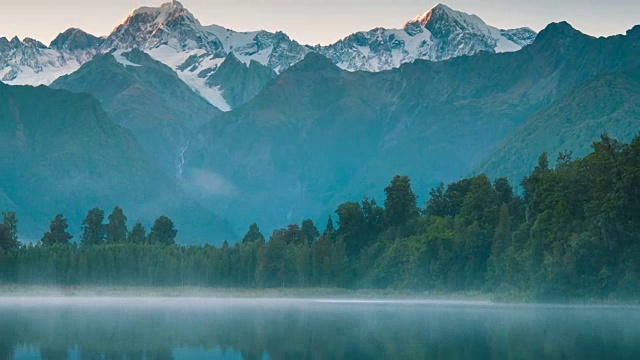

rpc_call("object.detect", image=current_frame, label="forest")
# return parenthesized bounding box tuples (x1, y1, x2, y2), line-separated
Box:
(0, 135, 638, 300)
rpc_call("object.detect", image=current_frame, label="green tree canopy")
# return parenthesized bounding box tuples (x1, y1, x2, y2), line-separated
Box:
(42, 214, 72, 246)
(0, 212, 19, 251)
(336, 202, 366, 258)
(322, 216, 335, 241)
(148, 216, 177, 245)
(80, 208, 105, 246)
(301, 219, 319, 245)
(242, 223, 265, 244)
(283, 224, 305, 245)
(384, 175, 419, 227)
(106, 206, 128, 244)
(128, 222, 147, 244)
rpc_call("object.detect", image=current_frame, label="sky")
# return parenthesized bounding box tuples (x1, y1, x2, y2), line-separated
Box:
(0, 0, 638, 46)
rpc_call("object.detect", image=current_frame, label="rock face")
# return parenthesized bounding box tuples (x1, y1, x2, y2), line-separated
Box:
(0, 2, 535, 110)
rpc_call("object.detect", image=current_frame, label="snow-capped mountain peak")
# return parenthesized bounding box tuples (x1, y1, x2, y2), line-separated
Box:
(409, 3, 460, 27)
(317, 4, 537, 72)
(103, 0, 213, 53)
(127, 0, 191, 26)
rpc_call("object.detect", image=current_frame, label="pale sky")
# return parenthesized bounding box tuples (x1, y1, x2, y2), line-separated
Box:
(0, 0, 638, 46)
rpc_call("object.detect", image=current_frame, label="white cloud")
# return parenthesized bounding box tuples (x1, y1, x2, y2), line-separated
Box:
(182, 168, 238, 198)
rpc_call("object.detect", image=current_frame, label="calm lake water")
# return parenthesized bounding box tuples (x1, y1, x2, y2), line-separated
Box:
(0, 297, 638, 359)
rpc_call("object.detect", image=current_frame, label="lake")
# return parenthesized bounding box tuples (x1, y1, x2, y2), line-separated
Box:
(0, 297, 638, 359)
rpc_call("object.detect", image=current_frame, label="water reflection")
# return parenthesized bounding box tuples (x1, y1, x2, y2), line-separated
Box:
(0, 298, 638, 359)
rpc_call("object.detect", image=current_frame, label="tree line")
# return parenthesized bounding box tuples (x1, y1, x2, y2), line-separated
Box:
(1, 135, 638, 300)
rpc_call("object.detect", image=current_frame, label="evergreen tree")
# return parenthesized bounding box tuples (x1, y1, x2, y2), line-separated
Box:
(283, 224, 305, 245)
(128, 222, 147, 244)
(301, 219, 319, 245)
(148, 216, 177, 245)
(322, 216, 335, 241)
(80, 208, 105, 246)
(362, 197, 384, 237)
(106, 206, 128, 244)
(335, 202, 367, 258)
(493, 178, 514, 205)
(425, 183, 448, 217)
(384, 175, 419, 226)
(487, 203, 512, 286)
(0, 212, 19, 251)
(242, 223, 265, 244)
(2, 212, 18, 245)
(42, 214, 72, 246)
(0, 224, 14, 252)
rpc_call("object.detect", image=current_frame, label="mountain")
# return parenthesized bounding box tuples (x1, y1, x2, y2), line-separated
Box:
(0, 34, 95, 85)
(204, 53, 277, 108)
(474, 65, 640, 184)
(0, 82, 235, 243)
(316, 4, 536, 72)
(51, 48, 221, 176)
(184, 23, 640, 232)
(0, 1, 307, 111)
(49, 28, 103, 52)
(0, 2, 534, 110)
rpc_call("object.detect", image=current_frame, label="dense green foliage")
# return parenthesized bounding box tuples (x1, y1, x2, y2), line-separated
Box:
(1, 136, 638, 300)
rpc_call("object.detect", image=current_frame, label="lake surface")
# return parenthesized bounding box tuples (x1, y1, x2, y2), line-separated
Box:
(0, 297, 638, 359)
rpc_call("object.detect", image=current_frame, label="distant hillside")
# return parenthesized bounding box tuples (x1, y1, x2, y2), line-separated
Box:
(0, 82, 235, 243)
(475, 68, 640, 184)
(51, 49, 221, 177)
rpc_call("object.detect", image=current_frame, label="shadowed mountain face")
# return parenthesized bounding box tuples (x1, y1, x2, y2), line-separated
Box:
(184, 23, 640, 231)
(205, 53, 277, 109)
(51, 49, 221, 177)
(0, 82, 235, 243)
(475, 66, 640, 183)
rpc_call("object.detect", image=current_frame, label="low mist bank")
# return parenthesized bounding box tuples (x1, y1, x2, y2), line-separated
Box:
(0, 285, 493, 302)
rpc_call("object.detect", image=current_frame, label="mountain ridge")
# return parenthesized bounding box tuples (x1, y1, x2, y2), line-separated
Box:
(1, 1, 537, 110)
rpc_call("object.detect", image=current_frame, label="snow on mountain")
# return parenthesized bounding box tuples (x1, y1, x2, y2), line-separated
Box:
(100, 0, 306, 110)
(0, 1, 537, 109)
(316, 4, 537, 72)
(0, 35, 95, 85)
(112, 49, 142, 68)
(146, 45, 230, 111)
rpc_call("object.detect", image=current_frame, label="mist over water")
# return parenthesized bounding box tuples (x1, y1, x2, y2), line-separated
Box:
(0, 298, 638, 360)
